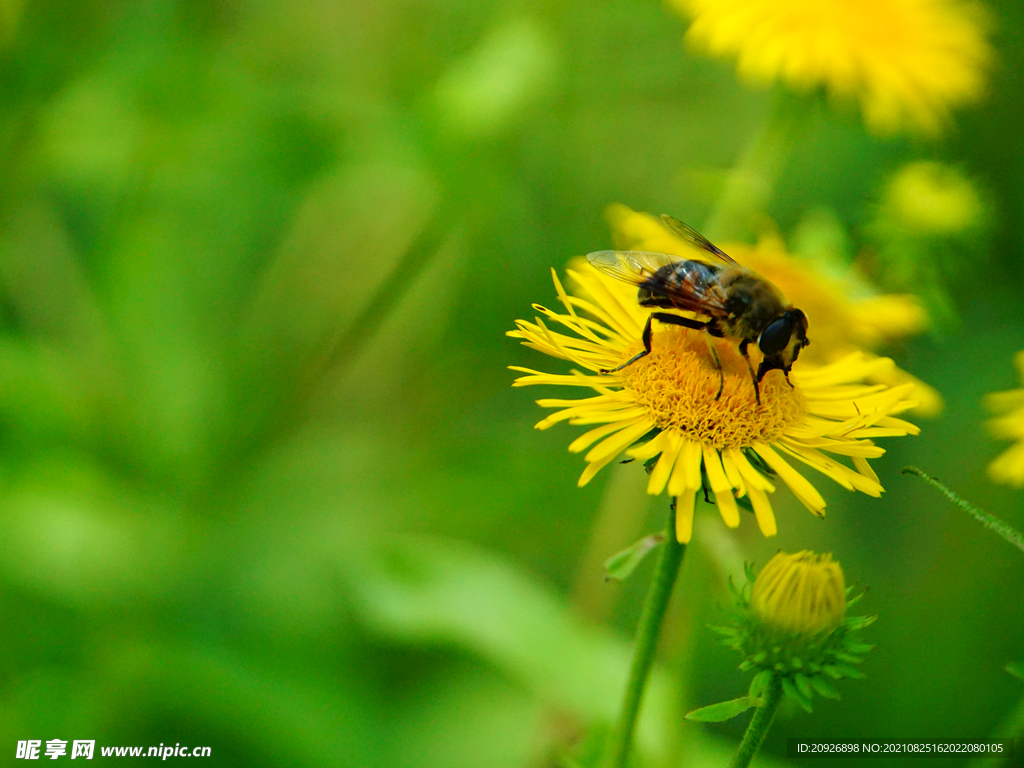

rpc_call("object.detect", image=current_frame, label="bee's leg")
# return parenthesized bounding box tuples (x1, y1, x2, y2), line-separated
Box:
(601, 314, 655, 373)
(653, 313, 724, 398)
(702, 334, 724, 400)
(739, 340, 761, 405)
(603, 313, 708, 374)
(756, 358, 791, 390)
(650, 313, 709, 331)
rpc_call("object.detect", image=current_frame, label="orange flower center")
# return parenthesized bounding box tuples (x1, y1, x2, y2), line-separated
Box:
(620, 326, 806, 449)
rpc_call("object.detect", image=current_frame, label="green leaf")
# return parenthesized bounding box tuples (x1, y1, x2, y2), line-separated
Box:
(844, 615, 877, 631)
(809, 676, 841, 700)
(832, 663, 865, 679)
(834, 652, 867, 664)
(793, 672, 814, 699)
(748, 669, 773, 702)
(337, 534, 678, 756)
(603, 533, 666, 582)
(686, 697, 754, 722)
(781, 676, 813, 712)
(1006, 662, 1024, 682)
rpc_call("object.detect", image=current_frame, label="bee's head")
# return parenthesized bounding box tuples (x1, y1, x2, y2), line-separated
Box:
(756, 309, 809, 381)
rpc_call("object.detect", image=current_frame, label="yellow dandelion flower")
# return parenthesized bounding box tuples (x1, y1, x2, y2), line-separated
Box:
(675, 0, 993, 136)
(508, 257, 920, 543)
(750, 550, 846, 635)
(985, 351, 1024, 488)
(607, 204, 943, 415)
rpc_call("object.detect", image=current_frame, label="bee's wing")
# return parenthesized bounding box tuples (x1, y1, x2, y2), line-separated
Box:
(660, 215, 738, 266)
(586, 249, 728, 315)
(585, 250, 683, 286)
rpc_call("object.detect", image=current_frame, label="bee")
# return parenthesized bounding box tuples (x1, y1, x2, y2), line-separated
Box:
(586, 215, 809, 405)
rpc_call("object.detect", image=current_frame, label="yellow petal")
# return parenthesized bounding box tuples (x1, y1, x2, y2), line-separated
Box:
(746, 483, 777, 538)
(675, 488, 697, 543)
(752, 443, 826, 517)
(668, 440, 703, 497)
(642, 432, 682, 495)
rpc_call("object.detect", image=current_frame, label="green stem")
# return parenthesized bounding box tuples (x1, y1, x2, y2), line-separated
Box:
(604, 500, 687, 768)
(730, 673, 784, 768)
(703, 89, 811, 242)
(902, 466, 1024, 555)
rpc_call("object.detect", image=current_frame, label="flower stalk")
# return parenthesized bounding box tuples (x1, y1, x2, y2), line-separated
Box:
(703, 89, 809, 241)
(902, 466, 1024, 554)
(604, 500, 687, 768)
(730, 673, 783, 768)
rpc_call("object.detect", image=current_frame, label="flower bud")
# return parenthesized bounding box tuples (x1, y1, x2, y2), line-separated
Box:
(750, 550, 846, 636)
(716, 550, 874, 712)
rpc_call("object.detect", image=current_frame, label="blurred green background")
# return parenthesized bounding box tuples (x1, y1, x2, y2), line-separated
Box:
(1, 0, 1023, 765)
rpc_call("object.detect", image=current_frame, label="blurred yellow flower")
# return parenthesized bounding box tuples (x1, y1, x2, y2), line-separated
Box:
(606, 204, 943, 415)
(865, 161, 990, 328)
(882, 161, 985, 236)
(985, 351, 1024, 488)
(676, 0, 993, 136)
(509, 260, 919, 543)
(750, 551, 846, 636)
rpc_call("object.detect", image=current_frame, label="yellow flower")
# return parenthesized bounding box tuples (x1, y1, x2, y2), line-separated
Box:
(509, 257, 920, 543)
(882, 161, 985, 236)
(606, 204, 943, 416)
(675, 0, 993, 136)
(985, 351, 1024, 488)
(750, 551, 846, 635)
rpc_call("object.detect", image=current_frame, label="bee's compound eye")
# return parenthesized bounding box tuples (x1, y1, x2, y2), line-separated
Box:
(758, 316, 793, 356)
